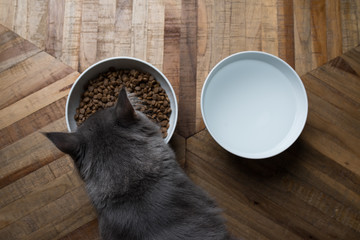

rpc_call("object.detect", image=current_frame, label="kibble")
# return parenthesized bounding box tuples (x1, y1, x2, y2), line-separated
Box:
(74, 68, 172, 138)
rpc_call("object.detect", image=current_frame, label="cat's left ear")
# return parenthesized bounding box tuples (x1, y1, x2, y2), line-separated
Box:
(44, 132, 82, 159)
(114, 88, 136, 123)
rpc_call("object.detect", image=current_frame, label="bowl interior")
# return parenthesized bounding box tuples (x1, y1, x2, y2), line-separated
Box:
(66, 57, 178, 143)
(201, 51, 308, 159)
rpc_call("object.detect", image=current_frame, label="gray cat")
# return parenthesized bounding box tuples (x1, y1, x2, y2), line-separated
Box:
(45, 88, 235, 240)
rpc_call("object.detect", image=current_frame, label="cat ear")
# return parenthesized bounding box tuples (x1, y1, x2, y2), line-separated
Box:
(114, 88, 136, 123)
(44, 132, 82, 158)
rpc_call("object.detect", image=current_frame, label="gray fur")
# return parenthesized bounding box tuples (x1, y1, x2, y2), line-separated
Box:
(45, 89, 235, 240)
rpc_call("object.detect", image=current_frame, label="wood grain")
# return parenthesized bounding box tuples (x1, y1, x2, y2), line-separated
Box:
(0, 51, 75, 109)
(59, 220, 100, 240)
(45, 0, 66, 59)
(0, 22, 98, 239)
(163, 0, 181, 101)
(1, 1, 359, 136)
(185, 46, 360, 240)
(340, 0, 360, 53)
(177, 0, 198, 137)
(0, 1, 360, 239)
(0, 25, 40, 72)
(326, 0, 342, 60)
(0, 71, 77, 129)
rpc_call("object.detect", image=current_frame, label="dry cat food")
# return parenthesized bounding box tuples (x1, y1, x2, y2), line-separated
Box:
(74, 68, 172, 138)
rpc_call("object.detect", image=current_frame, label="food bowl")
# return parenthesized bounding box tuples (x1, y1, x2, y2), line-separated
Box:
(201, 51, 308, 159)
(66, 57, 178, 143)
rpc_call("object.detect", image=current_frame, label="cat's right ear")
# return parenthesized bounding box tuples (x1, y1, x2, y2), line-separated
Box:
(114, 88, 136, 124)
(44, 132, 82, 158)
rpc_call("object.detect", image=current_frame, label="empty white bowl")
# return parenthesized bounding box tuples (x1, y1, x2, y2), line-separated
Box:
(66, 57, 178, 143)
(201, 51, 308, 159)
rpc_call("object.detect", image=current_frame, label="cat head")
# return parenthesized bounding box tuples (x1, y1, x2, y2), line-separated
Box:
(45, 88, 165, 180)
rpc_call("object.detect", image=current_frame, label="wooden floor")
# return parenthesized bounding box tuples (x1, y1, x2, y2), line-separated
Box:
(0, 1, 360, 239)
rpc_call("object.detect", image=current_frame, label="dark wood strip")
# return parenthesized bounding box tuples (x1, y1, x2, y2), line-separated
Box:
(169, 132, 186, 168)
(310, 0, 328, 67)
(163, 0, 181, 101)
(325, 0, 342, 60)
(177, 0, 198, 138)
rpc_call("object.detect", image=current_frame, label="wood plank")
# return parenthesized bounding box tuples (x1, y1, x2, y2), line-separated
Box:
(0, 147, 95, 240)
(0, 164, 55, 209)
(228, 0, 246, 54)
(187, 130, 360, 239)
(282, 145, 360, 211)
(45, 0, 65, 59)
(177, 0, 198, 137)
(146, 0, 165, 71)
(0, 173, 77, 229)
(22, 203, 95, 240)
(326, 0, 342, 60)
(113, 0, 133, 61)
(0, 185, 95, 240)
(163, 0, 181, 101)
(169, 132, 186, 168)
(0, 1, 16, 29)
(0, 97, 67, 149)
(0, 51, 74, 109)
(51, 201, 96, 240)
(96, 0, 116, 62)
(341, 44, 360, 76)
(59, 219, 100, 240)
(186, 151, 306, 240)
(300, 48, 360, 175)
(11, 0, 48, 50)
(293, 0, 314, 76)
(277, 0, 295, 68)
(0, 25, 41, 73)
(301, 106, 360, 175)
(245, 0, 262, 50)
(60, 0, 82, 70)
(195, 0, 211, 134)
(310, 0, 327, 67)
(0, 71, 78, 129)
(131, 0, 148, 60)
(0, 118, 67, 188)
(78, 0, 99, 72)
(340, 0, 360, 53)
(261, 0, 278, 56)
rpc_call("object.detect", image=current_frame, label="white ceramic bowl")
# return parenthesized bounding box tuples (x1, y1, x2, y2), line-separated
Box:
(201, 51, 308, 159)
(66, 57, 178, 143)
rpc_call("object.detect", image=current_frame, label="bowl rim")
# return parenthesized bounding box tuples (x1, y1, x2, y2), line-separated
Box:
(65, 56, 178, 143)
(200, 51, 308, 159)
